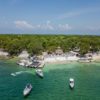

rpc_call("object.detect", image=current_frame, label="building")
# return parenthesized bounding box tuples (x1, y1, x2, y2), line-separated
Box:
(55, 47, 63, 55)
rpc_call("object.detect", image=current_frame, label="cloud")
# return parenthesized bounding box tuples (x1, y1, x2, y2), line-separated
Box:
(38, 21, 54, 30)
(14, 20, 34, 29)
(14, 20, 72, 31)
(37, 21, 72, 31)
(58, 24, 72, 31)
(58, 7, 100, 19)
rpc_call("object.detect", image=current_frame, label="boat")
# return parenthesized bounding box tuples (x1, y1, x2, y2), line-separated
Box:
(69, 78, 74, 89)
(23, 84, 32, 96)
(36, 69, 44, 78)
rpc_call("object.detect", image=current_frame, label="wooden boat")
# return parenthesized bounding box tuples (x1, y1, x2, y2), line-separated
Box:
(69, 78, 74, 89)
(23, 84, 32, 96)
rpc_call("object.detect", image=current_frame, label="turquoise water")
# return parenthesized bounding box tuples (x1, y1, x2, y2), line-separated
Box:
(0, 61, 100, 100)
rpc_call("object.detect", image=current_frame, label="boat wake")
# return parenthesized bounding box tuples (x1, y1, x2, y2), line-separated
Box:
(10, 71, 28, 77)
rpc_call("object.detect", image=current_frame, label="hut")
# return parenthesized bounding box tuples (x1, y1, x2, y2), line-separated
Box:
(55, 47, 63, 55)
(69, 51, 79, 56)
(85, 52, 93, 60)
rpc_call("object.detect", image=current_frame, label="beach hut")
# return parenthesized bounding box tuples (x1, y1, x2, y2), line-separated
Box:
(18, 50, 29, 59)
(85, 52, 92, 60)
(55, 47, 63, 55)
(69, 51, 79, 56)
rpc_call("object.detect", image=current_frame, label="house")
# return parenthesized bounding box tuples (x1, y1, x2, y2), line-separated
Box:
(66, 51, 80, 61)
(85, 52, 92, 60)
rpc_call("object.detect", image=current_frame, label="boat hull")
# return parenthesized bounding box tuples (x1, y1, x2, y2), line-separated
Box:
(69, 83, 74, 89)
(36, 73, 43, 78)
(36, 69, 44, 78)
(23, 89, 31, 96)
(23, 85, 32, 97)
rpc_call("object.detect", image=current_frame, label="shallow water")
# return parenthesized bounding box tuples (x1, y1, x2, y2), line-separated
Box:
(0, 61, 100, 100)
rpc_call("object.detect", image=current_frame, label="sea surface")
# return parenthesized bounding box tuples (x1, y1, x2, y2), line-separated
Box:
(0, 61, 100, 100)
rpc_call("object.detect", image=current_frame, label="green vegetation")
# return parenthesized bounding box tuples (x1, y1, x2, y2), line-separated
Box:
(0, 34, 100, 56)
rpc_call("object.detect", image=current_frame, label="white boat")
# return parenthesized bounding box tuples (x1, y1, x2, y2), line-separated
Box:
(69, 78, 74, 89)
(36, 69, 44, 78)
(23, 84, 32, 96)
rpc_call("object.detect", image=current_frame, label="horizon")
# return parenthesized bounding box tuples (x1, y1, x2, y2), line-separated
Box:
(0, 33, 100, 36)
(0, 0, 100, 35)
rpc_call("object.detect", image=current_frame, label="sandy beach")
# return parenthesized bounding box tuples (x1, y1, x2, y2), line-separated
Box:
(92, 54, 100, 62)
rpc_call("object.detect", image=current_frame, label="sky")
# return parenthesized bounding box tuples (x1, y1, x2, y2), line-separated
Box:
(0, 0, 100, 35)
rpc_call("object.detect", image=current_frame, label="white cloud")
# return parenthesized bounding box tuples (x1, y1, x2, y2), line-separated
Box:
(14, 20, 34, 29)
(58, 24, 72, 31)
(40, 21, 54, 30)
(38, 22, 72, 31)
(14, 20, 72, 31)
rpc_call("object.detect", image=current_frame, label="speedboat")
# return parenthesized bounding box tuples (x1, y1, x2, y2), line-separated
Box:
(23, 84, 32, 96)
(36, 69, 44, 78)
(69, 78, 74, 89)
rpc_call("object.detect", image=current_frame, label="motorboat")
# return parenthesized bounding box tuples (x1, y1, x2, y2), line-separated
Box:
(69, 78, 74, 89)
(23, 84, 32, 96)
(36, 69, 44, 78)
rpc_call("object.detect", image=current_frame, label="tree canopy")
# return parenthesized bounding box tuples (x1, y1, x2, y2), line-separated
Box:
(0, 34, 100, 56)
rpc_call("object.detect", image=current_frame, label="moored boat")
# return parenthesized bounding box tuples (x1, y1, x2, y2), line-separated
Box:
(23, 84, 32, 96)
(36, 69, 44, 78)
(69, 78, 74, 89)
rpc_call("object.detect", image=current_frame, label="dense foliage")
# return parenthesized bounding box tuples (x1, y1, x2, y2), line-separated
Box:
(0, 34, 100, 56)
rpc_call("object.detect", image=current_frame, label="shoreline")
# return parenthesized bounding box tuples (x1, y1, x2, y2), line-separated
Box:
(0, 55, 100, 64)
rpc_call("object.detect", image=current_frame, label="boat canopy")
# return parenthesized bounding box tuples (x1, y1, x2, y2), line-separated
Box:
(69, 78, 74, 82)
